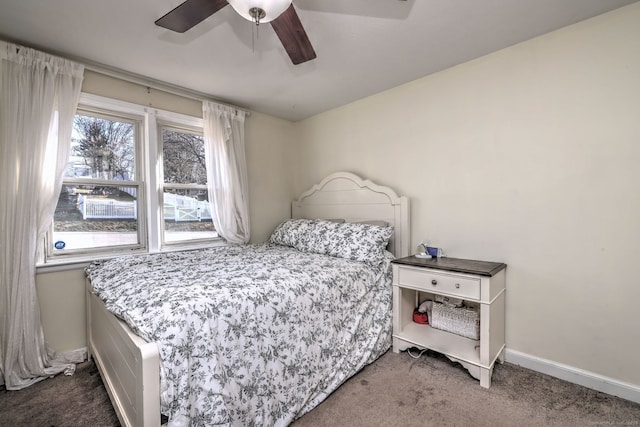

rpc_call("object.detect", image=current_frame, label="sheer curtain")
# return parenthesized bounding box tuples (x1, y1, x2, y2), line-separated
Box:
(202, 101, 251, 244)
(0, 41, 84, 389)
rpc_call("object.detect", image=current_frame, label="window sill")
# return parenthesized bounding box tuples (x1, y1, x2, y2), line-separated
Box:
(36, 240, 227, 274)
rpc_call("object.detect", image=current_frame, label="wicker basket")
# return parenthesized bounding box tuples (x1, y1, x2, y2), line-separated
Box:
(430, 302, 480, 340)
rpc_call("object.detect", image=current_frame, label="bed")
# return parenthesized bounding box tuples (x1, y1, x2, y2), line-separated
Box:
(85, 171, 410, 427)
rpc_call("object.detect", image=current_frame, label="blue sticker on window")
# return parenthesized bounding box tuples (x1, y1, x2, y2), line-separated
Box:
(54, 241, 66, 250)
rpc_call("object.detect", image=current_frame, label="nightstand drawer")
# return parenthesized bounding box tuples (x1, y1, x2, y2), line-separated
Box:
(397, 267, 480, 300)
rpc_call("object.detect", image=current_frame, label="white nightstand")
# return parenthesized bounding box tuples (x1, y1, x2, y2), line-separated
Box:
(391, 256, 506, 388)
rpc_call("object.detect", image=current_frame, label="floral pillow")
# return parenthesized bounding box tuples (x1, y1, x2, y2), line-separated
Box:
(269, 219, 394, 266)
(268, 218, 317, 248)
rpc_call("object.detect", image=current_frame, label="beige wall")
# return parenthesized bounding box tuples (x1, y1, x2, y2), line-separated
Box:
(245, 111, 297, 242)
(37, 72, 297, 352)
(37, 269, 87, 353)
(296, 4, 640, 387)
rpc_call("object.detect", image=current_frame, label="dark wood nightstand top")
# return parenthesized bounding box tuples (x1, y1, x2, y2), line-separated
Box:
(392, 255, 506, 277)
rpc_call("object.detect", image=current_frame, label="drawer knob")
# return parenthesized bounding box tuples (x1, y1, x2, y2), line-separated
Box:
(455, 283, 460, 289)
(431, 279, 438, 285)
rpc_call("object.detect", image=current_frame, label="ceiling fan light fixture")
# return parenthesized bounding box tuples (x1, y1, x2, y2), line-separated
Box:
(227, 0, 292, 24)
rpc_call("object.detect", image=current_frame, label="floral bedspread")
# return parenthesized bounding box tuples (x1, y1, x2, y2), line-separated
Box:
(85, 243, 393, 426)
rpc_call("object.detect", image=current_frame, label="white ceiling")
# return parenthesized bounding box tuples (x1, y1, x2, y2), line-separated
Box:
(0, 0, 637, 121)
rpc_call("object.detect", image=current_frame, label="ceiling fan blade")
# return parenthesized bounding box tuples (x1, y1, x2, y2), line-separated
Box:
(155, 0, 229, 33)
(270, 5, 317, 65)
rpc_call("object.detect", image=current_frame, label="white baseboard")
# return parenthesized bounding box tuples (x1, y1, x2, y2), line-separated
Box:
(505, 348, 640, 404)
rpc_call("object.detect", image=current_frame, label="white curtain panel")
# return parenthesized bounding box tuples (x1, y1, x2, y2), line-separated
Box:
(0, 41, 84, 389)
(203, 101, 251, 244)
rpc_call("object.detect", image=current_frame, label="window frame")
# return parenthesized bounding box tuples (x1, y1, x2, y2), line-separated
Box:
(41, 93, 222, 267)
(46, 104, 147, 261)
(157, 121, 218, 247)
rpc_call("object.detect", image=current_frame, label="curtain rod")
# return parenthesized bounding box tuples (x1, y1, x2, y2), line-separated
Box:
(83, 62, 251, 116)
(0, 35, 250, 115)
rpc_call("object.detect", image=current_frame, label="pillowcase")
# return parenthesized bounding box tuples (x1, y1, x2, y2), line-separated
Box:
(268, 218, 317, 248)
(355, 220, 388, 227)
(269, 218, 393, 266)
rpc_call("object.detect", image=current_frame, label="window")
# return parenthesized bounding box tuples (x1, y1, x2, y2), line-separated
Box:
(49, 110, 145, 257)
(160, 126, 217, 244)
(45, 93, 220, 263)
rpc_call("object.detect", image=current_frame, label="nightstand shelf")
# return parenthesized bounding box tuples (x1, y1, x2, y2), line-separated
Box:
(392, 256, 506, 388)
(398, 321, 480, 363)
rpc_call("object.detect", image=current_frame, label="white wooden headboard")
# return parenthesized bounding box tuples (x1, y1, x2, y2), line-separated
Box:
(292, 172, 410, 258)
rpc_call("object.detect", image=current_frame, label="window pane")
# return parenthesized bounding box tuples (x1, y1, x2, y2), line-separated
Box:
(52, 184, 140, 252)
(162, 128, 206, 185)
(161, 127, 215, 244)
(66, 114, 136, 180)
(163, 188, 217, 243)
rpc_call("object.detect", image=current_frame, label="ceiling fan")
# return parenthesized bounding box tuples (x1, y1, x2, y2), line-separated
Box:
(155, 0, 317, 65)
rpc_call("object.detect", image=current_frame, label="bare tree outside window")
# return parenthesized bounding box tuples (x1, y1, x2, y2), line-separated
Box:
(69, 115, 135, 180)
(162, 129, 206, 185)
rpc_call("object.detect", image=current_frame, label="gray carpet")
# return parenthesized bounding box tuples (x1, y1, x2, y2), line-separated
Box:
(293, 350, 640, 426)
(0, 359, 119, 426)
(1, 349, 639, 426)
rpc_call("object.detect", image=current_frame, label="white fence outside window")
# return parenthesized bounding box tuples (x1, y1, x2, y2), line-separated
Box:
(78, 194, 212, 221)
(163, 193, 212, 221)
(78, 195, 137, 219)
